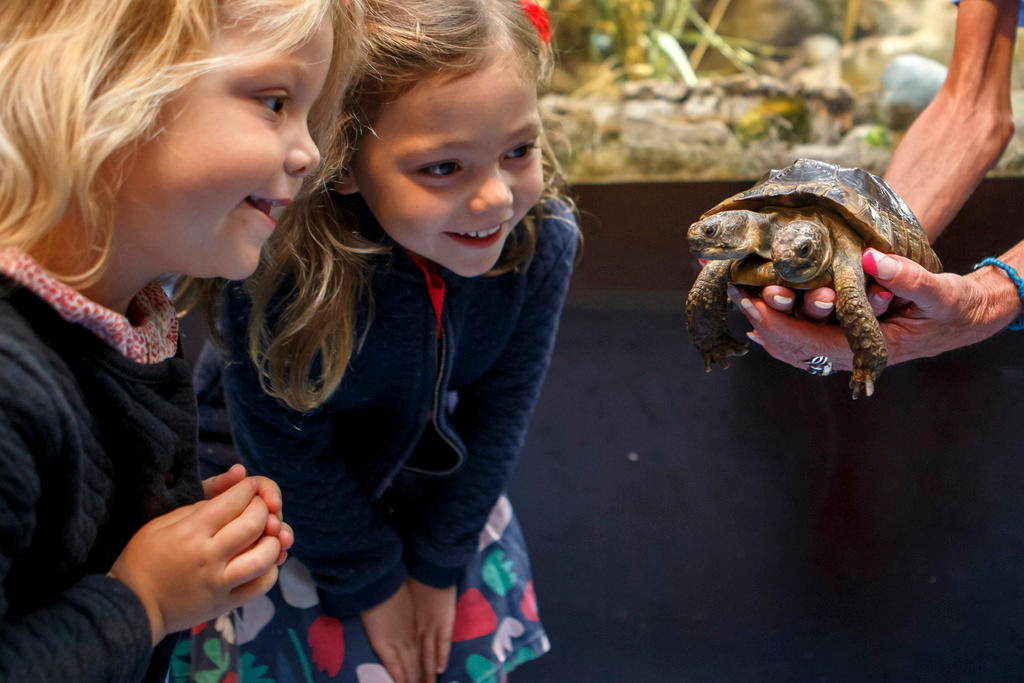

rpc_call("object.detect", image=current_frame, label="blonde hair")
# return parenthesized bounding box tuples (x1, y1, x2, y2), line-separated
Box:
(0, 0, 361, 287)
(241, 0, 576, 412)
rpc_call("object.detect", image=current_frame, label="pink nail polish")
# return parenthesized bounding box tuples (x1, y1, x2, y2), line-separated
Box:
(863, 249, 879, 276)
(873, 290, 893, 302)
(863, 249, 900, 279)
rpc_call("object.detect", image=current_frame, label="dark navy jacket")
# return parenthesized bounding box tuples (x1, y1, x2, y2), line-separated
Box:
(0, 279, 203, 682)
(196, 199, 578, 614)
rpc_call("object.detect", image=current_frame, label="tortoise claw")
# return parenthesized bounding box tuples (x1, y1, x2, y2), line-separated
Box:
(699, 335, 749, 371)
(849, 371, 876, 399)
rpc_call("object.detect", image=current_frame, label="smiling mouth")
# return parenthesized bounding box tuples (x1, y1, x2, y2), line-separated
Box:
(245, 195, 290, 221)
(454, 224, 502, 239)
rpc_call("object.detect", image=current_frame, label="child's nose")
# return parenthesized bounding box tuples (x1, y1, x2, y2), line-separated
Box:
(286, 127, 321, 178)
(468, 173, 514, 214)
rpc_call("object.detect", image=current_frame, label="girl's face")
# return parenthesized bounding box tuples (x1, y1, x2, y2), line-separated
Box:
(101, 21, 333, 309)
(338, 52, 545, 278)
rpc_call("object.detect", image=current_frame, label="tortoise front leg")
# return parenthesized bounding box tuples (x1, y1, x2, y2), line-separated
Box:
(831, 232, 886, 398)
(686, 259, 749, 371)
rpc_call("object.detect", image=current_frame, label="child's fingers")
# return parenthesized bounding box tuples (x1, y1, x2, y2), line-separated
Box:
(228, 563, 280, 605)
(224, 535, 282, 588)
(420, 630, 436, 683)
(435, 631, 451, 677)
(248, 475, 283, 515)
(278, 522, 294, 552)
(197, 478, 261, 532)
(201, 464, 247, 500)
(377, 646, 415, 683)
(214, 496, 270, 553)
(264, 512, 282, 539)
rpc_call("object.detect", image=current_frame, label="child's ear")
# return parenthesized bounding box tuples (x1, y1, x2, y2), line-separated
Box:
(333, 172, 359, 195)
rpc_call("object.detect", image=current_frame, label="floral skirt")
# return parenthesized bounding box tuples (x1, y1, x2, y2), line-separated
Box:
(172, 495, 548, 683)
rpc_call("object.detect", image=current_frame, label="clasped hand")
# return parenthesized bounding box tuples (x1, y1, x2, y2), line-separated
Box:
(108, 463, 293, 646)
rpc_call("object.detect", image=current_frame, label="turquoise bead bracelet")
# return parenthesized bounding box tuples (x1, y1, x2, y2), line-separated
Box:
(973, 257, 1024, 331)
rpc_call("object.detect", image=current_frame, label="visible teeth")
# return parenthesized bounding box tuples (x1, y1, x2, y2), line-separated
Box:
(461, 225, 501, 238)
(248, 196, 288, 216)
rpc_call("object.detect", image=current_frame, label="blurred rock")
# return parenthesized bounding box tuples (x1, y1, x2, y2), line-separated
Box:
(879, 54, 947, 129)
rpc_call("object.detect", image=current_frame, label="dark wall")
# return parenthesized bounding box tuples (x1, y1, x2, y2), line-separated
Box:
(509, 177, 1024, 681)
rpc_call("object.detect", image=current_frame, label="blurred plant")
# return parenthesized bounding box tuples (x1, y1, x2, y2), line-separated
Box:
(863, 124, 893, 150)
(549, 0, 775, 85)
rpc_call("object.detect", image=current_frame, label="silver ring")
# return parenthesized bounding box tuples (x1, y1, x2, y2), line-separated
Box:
(806, 354, 832, 376)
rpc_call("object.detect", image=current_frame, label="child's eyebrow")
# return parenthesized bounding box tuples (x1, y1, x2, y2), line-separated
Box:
(232, 53, 324, 94)
(394, 121, 543, 159)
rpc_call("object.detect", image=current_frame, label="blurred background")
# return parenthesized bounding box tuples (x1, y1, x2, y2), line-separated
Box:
(540, 0, 1024, 182)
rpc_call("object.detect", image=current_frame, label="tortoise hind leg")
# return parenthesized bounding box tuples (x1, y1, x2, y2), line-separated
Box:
(831, 231, 886, 398)
(686, 259, 749, 371)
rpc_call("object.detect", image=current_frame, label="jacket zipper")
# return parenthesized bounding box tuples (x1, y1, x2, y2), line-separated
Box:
(401, 319, 464, 476)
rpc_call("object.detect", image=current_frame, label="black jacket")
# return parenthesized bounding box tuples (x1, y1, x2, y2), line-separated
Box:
(0, 278, 203, 682)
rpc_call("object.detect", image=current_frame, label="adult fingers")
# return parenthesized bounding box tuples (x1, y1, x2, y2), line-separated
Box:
(740, 298, 854, 372)
(201, 464, 247, 500)
(867, 283, 894, 317)
(797, 287, 835, 321)
(761, 285, 796, 313)
(224, 534, 282, 588)
(863, 248, 945, 308)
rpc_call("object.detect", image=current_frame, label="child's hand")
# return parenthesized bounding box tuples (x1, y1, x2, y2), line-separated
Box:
(406, 578, 457, 682)
(108, 478, 282, 646)
(202, 464, 293, 564)
(360, 583, 421, 683)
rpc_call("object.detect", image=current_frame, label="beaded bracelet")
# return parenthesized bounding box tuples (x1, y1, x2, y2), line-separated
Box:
(973, 257, 1024, 331)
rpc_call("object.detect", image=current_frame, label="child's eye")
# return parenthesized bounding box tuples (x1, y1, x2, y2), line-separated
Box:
(258, 95, 287, 114)
(420, 161, 460, 177)
(507, 143, 538, 160)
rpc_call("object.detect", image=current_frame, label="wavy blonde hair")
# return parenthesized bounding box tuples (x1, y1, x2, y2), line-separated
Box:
(0, 0, 361, 287)
(236, 0, 576, 412)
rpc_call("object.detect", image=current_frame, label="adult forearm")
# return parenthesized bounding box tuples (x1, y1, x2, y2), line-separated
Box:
(884, 0, 1017, 240)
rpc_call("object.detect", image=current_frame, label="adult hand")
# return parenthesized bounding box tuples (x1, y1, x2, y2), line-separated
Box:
(406, 578, 457, 682)
(361, 583, 421, 683)
(757, 282, 893, 322)
(108, 478, 281, 645)
(734, 248, 1020, 374)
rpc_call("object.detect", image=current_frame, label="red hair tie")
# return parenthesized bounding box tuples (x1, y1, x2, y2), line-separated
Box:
(521, 0, 551, 44)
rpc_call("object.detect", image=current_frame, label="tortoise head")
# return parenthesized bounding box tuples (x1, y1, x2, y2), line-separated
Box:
(687, 210, 773, 259)
(771, 219, 831, 283)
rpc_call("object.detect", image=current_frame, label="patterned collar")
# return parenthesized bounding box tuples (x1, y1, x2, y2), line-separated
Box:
(0, 248, 178, 364)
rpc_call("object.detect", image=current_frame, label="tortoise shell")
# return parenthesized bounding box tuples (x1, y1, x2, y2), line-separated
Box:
(702, 158, 942, 273)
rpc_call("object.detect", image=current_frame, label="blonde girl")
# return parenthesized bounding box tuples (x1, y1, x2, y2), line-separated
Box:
(189, 0, 579, 681)
(0, 0, 359, 680)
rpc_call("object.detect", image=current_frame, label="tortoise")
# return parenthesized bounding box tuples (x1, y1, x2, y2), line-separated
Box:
(685, 158, 942, 398)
